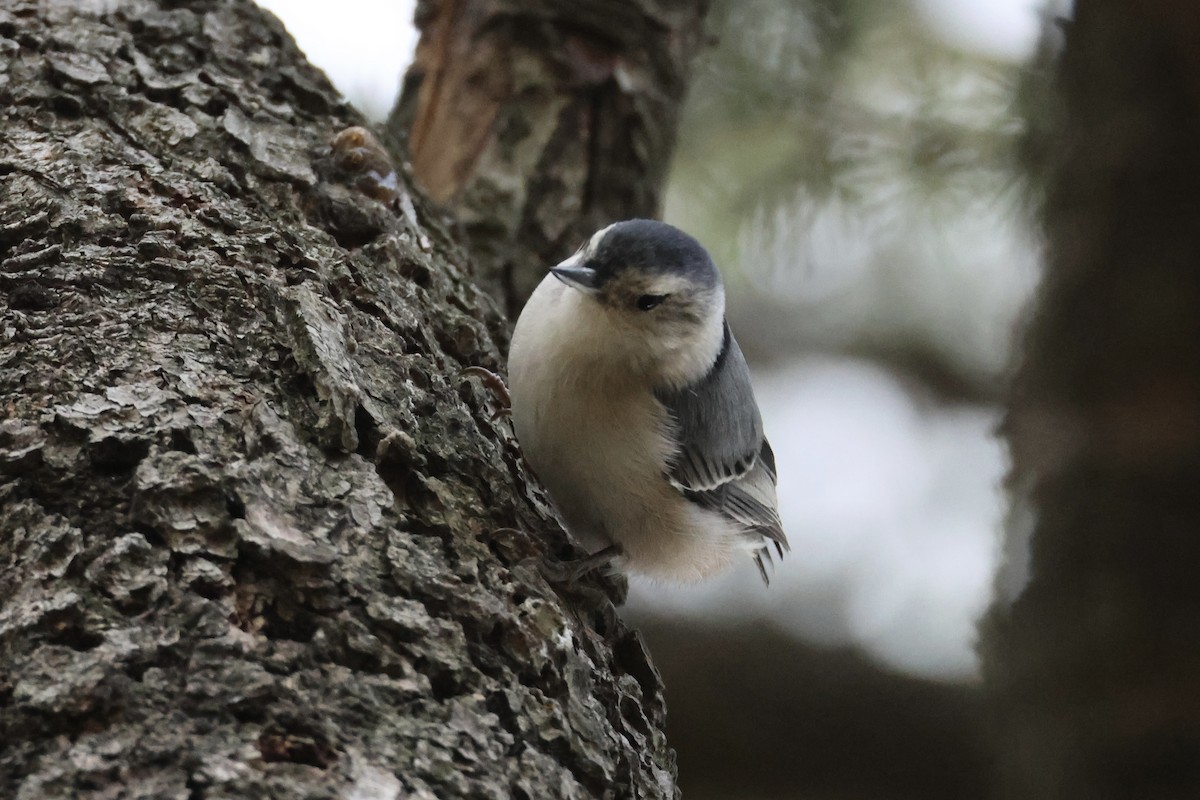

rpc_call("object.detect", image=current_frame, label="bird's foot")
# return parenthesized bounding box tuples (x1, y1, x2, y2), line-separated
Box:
(537, 544, 627, 606)
(459, 366, 511, 420)
(539, 544, 623, 584)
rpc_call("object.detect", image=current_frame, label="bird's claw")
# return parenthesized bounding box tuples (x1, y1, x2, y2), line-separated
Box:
(538, 544, 623, 585)
(459, 366, 512, 419)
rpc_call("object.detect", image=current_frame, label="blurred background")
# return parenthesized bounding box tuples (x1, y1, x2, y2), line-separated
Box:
(257, 0, 1066, 795)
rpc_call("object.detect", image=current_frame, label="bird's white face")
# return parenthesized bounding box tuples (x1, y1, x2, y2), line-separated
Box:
(550, 223, 727, 389)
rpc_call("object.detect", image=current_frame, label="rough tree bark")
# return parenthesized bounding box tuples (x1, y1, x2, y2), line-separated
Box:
(0, 1, 678, 797)
(984, 2, 1200, 798)
(387, 0, 709, 317)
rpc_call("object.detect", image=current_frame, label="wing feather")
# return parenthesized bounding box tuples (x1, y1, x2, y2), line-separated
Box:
(656, 323, 789, 567)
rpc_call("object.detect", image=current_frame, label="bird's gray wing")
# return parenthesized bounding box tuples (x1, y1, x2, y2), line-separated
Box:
(655, 323, 789, 580)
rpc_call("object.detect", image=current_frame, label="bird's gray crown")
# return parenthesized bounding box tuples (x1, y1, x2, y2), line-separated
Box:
(585, 219, 720, 290)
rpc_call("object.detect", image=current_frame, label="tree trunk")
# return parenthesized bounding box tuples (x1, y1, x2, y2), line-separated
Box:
(638, 619, 992, 800)
(387, 0, 709, 317)
(984, 2, 1200, 798)
(0, 1, 677, 797)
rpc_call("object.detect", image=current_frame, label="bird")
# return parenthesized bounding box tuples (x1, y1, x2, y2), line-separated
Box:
(507, 219, 788, 584)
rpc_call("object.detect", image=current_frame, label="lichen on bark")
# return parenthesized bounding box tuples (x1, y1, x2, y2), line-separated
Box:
(0, 1, 677, 797)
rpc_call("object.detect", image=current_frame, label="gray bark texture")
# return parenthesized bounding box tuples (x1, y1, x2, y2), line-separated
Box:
(0, 1, 677, 798)
(387, 0, 709, 317)
(984, 2, 1200, 798)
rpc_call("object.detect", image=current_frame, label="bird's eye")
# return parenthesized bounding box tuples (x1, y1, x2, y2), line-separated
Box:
(635, 294, 668, 311)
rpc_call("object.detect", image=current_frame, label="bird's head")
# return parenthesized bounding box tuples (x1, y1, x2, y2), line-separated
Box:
(549, 219, 727, 387)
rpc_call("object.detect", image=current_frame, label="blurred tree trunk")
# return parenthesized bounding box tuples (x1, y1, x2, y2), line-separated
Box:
(0, 1, 677, 797)
(636, 619, 992, 800)
(985, 2, 1200, 798)
(387, 0, 709, 317)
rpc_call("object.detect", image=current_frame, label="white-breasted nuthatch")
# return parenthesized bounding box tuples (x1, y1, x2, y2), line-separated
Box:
(508, 219, 788, 584)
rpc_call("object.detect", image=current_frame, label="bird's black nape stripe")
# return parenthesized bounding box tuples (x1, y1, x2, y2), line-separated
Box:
(689, 321, 732, 389)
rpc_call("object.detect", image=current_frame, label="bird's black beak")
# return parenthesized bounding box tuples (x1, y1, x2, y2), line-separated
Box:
(550, 264, 600, 294)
